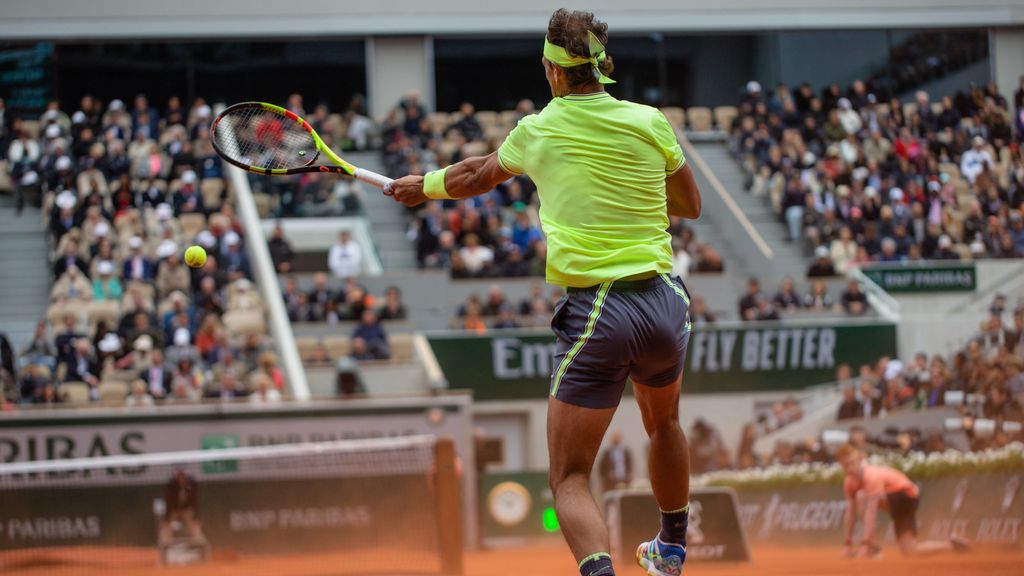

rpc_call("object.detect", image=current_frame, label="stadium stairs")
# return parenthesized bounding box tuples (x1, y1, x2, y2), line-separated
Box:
(686, 141, 811, 287)
(344, 151, 418, 270)
(0, 197, 50, 346)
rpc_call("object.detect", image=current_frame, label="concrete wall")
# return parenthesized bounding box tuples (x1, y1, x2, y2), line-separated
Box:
(2, 0, 1024, 38)
(367, 36, 433, 118)
(991, 26, 1024, 120)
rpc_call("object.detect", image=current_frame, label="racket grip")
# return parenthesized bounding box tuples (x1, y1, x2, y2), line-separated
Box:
(354, 168, 393, 189)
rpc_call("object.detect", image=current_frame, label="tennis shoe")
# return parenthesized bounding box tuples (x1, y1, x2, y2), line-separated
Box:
(636, 536, 686, 576)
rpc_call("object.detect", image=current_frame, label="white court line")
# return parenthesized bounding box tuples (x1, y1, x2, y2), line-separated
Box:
(678, 133, 774, 260)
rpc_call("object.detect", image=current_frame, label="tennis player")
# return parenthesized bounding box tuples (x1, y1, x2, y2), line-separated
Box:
(836, 443, 969, 558)
(386, 9, 700, 576)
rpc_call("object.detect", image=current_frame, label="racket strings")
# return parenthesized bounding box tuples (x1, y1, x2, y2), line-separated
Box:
(214, 106, 316, 170)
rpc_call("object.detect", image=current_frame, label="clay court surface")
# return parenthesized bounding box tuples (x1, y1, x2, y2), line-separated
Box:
(3, 544, 1022, 576)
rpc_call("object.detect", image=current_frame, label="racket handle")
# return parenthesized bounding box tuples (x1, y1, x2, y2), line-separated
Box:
(354, 168, 392, 189)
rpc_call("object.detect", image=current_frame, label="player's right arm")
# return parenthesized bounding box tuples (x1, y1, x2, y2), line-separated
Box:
(386, 152, 512, 207)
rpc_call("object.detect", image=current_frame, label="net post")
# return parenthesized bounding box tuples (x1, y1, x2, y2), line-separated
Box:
(434, 437, 464, 575)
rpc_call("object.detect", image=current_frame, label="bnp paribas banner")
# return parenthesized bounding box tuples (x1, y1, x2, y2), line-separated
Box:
(427, 321, 897, 400)
(862, 261, 976, 293)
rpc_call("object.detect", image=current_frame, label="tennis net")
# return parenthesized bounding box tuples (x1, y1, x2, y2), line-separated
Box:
(0, 435, 463, 576)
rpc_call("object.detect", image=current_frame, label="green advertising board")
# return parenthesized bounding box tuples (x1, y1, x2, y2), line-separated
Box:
(862, 261, 976, 293)
(427, 321, 897, 400)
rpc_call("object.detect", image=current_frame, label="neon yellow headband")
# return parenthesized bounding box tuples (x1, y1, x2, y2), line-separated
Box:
(543, 31, 616, 85)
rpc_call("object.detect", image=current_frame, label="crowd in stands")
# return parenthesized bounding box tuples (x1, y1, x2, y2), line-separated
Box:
(835, 293, 1023, 448)
(1, 94, 285, 407)
(731, 76, 1024, 276)
(382, 93, 726, 279)
(736, 275, 870, 321)
(687, 292, 1024, 473)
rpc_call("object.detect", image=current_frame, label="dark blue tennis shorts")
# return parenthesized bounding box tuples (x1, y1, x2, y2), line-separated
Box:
(549, 273, 692, 409)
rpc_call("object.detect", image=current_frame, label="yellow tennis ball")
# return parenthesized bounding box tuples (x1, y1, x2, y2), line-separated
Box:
(184, 245, 207, 268)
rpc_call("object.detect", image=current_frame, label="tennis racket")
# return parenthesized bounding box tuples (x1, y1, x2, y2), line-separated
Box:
(210, 101, 392, 188)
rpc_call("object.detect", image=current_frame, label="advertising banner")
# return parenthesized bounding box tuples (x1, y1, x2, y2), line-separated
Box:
(728, 472, 1023, 547)
(606, 488, 751, 563)
(428, 322, 897, 400)
(862, 262, 976, 293)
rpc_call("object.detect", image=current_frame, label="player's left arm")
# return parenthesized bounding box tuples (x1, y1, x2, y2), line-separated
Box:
(666, 163, 701, 219)
(386, 152, 513, 207)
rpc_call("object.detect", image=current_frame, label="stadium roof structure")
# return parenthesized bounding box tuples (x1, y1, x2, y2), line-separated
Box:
(1, 0, 1023, 40)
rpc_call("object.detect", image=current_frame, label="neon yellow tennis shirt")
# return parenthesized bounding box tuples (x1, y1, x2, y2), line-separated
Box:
(497, 92, 685, 288)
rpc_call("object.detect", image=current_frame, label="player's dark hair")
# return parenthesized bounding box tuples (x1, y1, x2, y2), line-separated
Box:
(546, 8, 614, 91)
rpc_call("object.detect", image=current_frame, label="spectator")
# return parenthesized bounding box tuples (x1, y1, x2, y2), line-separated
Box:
(671, 240, 692, 278)
(21, 320, 55, 363)
(933, 235, 961, 260)
(306, 272, 336, 321)
(773, 276, 802, 312)
(597, 431, 633, 494)
(462, 301, 487, 335)
(493, 306, 520, 330)
(328, 230, 362, 279)
(377, 286, 408, 320)
(122, 236, 155, 282)
(459, 233, 494, 276)
(830, 227, 858, 274)
(836, 385, 863, 420)
(172, 170, 205, 216)
(252, 351, 285, 392)
(841, 280, 869, 315)
(205, 370, 248, 401)
(738, 277, 762, 320)
(446, 102, 483, 141)
(220, 232, 250, 282)
(92, 260, 122, 301)
(351, 309, 390, 360)
(268, 223, 295, 273)
(688, 296, 715, 326)
(960, 136, 994, 184)
(156, 252, 191, 300)
(52, 265, 93, 302)
(125, 379, 155, 407)
(140, 348, 170, 399)
(689, 418, 727, 474)
(807, 245, 837, 277)
(249, 373, 282, 404)
(61, 338, 99, 398)
(482, 285, 508, 316)
(804, 279, 835, 311)
(52, 239, 87, 280)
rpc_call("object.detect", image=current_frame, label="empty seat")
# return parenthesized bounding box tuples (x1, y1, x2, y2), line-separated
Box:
(687, 107, 712, 131)
(295, 336, 320, 362)
(200, 178, 225, 210)
(660, 107, 685, 131)
(61, 382, 92, 405)
(99, 380, 130, 404)
(86, 300, 122, 327)
(389, 333, 414, 363)
(222, 309, 265, 336)
(178, 212, 206, 242)
(713, 106, 738, 131)
(322, 335, 351, 360)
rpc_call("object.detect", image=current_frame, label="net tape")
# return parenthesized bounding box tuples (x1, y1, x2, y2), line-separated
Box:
(0, 435, 437, 489)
